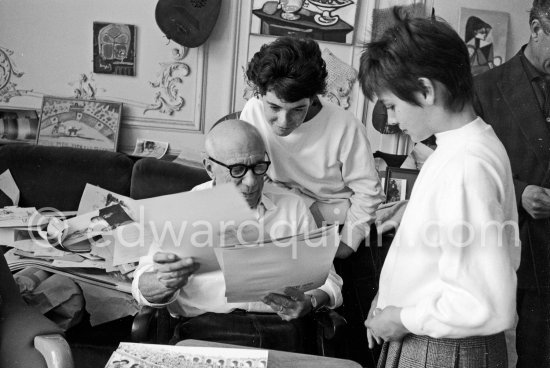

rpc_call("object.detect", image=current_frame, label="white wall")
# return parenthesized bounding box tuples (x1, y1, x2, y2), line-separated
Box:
(0, 0, 535, 162)
(0, 0, 241, 163)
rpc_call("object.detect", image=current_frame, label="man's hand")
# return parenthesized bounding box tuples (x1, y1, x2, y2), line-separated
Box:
(153, 252, 198, 289)
(262, 287, 312, 321)
(364, 293, 382, 349)
(365, 306, 409, 342)
(138, 252, 199, 304)
(335, 241, 355, 259)
(522, 185, 550, 219)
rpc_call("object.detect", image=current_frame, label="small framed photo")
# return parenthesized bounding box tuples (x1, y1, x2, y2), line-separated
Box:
(384, 167, 420, 203)
(37, 96, 122, 152)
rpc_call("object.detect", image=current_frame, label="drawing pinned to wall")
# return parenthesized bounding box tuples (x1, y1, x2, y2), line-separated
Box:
(459, 8, 509, 76)
(250, 0, 358, 44)
(93, 22, 137, 76)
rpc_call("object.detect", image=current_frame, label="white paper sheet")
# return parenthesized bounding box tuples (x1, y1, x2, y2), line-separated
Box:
(111, 183, 256, 273)
(216, 225, 339, 302)
(0, 169, 20, 205)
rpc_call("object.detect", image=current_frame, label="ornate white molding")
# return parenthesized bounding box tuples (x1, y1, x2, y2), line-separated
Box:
(144, 46, 190, 116)
(0, 46, 32, 102)
(68, 73, 105, 100)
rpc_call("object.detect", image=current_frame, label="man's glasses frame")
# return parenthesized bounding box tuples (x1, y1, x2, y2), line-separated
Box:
(208, 152, 271, 179)
(208, 153, 271, 179)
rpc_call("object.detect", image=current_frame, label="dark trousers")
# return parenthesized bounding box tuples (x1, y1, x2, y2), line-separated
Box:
(170, 310, 317, 354)
(516, 288, 550, 368)
(333, 225, 392, 367)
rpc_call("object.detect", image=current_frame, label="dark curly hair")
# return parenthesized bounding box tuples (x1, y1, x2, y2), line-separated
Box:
(245, 37, 327, 102)
(358, 7, 473, 113)
(530, 0, 550, 33)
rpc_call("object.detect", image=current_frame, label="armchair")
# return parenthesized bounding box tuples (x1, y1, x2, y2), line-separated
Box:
(0, 252, 74, 368)
(131, 305, 347, 357)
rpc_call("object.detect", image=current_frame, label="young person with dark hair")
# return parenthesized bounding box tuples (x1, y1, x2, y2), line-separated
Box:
(241, 36, 383, 260)
(474, 1, 550, 366)
(359, 8, 520, 368)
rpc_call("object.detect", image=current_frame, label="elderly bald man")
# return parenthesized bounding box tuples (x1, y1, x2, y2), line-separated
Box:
(132, 119, 342, 352)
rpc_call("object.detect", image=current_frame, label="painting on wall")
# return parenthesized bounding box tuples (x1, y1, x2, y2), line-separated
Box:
(250, 0, 359, 44)
(93, 22, 137, 76)
(36, 96, 122, 152)
(459, 8, 509, 76)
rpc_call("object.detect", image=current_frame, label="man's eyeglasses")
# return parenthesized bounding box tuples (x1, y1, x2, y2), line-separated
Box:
(208, 154, 271, 179)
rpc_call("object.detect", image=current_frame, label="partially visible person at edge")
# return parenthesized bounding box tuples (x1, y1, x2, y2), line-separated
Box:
(359, 7, 520, 368)
(240, 36, 384, 260)
(473, 0, 550, 366)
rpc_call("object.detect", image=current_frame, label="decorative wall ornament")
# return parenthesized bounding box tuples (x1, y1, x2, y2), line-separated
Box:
(0, 46, 32, 103)
(144, 46, 190, 116)
(69, 73, 105, 100)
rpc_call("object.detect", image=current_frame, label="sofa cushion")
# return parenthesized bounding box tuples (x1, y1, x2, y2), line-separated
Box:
(0, 144, 134, 211)
(131, 158, 210, 200)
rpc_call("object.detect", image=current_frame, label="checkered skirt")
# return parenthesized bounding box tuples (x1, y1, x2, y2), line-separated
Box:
(378, 332, 507, 368)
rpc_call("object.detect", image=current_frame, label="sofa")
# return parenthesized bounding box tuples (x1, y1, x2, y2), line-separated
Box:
(0, 143, 209, 368)
(0, 143, 383, 366)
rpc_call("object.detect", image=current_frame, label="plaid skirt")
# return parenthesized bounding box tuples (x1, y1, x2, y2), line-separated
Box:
(378, 332, 507, 368)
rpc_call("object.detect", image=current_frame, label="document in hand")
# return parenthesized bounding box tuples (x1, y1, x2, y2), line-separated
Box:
(110, 183, 257, 273)
(216, 224, 339, 303)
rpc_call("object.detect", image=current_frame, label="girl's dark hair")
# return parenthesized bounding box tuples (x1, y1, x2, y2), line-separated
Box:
(245, 37, 327, 102)
(358, 7, 473, 112)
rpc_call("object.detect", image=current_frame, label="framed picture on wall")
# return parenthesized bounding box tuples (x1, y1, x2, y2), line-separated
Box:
(36, 96, 122, 152)
(458, 8, 509, 76)
(384, 167, 419, 203)
(250, 0, 359, 44)
(93, 22, 137, 76)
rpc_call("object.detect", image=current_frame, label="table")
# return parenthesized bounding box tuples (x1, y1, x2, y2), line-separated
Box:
(177, 339, 362, 368)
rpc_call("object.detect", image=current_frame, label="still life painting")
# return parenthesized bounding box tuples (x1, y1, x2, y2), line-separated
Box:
(37, 96, 122, 152)
(250, 0, 358, 44)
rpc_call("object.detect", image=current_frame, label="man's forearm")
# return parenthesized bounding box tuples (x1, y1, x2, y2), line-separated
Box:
(138, 271, 179, 304)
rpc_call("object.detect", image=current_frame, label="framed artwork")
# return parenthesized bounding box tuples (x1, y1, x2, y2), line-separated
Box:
(384, 167, 419, 203)
(459, 8, 509, 76)
(0, 108, 40, 144)
(36, 96, 122, 152)
(93, 22, 137, 76)
(250, 0, 359, 44)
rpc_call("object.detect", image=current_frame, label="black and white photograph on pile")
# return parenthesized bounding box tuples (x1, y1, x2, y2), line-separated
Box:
(131, 138, 169, 159)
